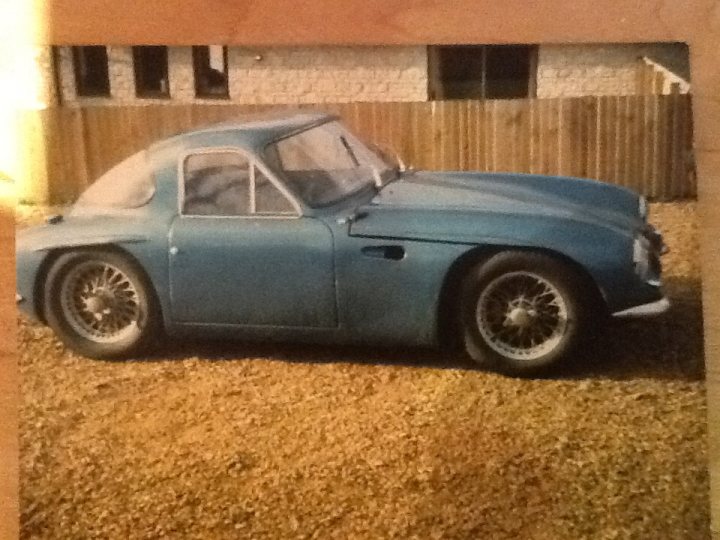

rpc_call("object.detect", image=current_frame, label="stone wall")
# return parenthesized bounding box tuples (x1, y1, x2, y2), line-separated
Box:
(52, 42, 691, 105)
(536, 43, 690, 98)
(226, 46, 428, 103)
(56, 45, 429, 106)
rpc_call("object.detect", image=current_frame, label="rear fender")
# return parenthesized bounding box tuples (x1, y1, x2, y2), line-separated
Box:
(30, 235, 146, 252)
(29, 240, 151, 325)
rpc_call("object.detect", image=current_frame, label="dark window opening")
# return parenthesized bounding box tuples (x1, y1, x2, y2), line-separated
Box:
(184, 152, 250, 216)
(133, 46, 169, 98)
(182, 152, 296, 217)
(72, 46, 110, 97)
(193, 46, 229, 98)
(429, 45, 537, 100)
(485, 46, 534, 99)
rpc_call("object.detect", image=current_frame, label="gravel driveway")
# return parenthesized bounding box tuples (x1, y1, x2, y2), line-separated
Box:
(17, 202, 709, 539)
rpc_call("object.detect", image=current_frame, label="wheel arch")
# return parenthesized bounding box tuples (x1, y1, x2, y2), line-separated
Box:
(33, 243, 163, 326)
(436, 244, 608, 349)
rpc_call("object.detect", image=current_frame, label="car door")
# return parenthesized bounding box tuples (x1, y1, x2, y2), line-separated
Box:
(168, 148, 337, 328)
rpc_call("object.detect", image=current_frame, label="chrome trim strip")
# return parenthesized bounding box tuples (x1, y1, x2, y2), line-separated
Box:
(613, 297, 670, 318)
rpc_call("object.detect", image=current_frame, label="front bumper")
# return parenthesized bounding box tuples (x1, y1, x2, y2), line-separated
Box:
(613, 297, 670, 318)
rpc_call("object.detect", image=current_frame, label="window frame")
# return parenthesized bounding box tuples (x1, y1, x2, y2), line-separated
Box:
(192, 45, 230, 99)
(428, 45, 538, 100)
(177, 147, 302, 219)
(133, 45, 170, 99)
(72, 45, 111, 97)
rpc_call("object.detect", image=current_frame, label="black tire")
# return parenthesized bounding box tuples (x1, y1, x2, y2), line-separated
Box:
(459, 251, 592, 376)
(44, 249, 160, 359)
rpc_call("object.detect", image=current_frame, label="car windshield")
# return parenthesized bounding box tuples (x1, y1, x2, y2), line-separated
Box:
(72, 150, 155, 213)
(265, 120, 394, 207)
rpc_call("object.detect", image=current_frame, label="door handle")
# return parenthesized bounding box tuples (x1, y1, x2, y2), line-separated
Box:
(337, 210, 369, 226)
(361, 245, 405, 261)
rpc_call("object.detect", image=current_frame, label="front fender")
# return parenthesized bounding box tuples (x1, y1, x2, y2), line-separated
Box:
(348, 207, 640, 312)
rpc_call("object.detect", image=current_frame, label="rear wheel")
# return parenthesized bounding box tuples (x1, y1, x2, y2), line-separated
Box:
(460, 251, 591, 376)
(44, 250, 159, 359)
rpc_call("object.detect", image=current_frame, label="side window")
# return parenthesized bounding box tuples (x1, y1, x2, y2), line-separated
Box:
(183, 152, 251, 216)
(182, 151, 297, 216)
(255, 168, 296, 215)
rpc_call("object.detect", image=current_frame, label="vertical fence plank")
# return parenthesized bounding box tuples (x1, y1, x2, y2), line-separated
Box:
(677, 96, 692, 199)
(516, 99, 532, 174)
(649, 96, 661, 198)
(410, 102, 424, 170)
(647, 96, 657, 198)
(536, 99, 548, 175)
(431, 100, 442, 170)
(457, 100, 468, 170)
(467, 100, 480, 171)
(548, 99, 561, 175)
(655, 95, 670, 200)
(417, 102, 434, 171)
(564, 97, 583, 178)
(490, 100, 499, 172)
(684, 95, 696, 198)
(445, 100, 460, 170)
(630, 94, 643, 195)
(556, 99, 565, 176)
(601, 95, 616, 185)
(494, 100, 513, 172)
(617, 95, 628, 188)
(529, 99, 539, 174)
(477, 100, 488, 171)
(669, 92, 688, 199)
(586, 97, 599, 180)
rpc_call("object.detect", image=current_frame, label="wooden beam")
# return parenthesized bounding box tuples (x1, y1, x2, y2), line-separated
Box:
(45, 0, 695, 46)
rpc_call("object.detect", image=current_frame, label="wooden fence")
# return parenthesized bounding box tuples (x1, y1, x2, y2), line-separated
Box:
(17, 95, 694, 203)
(635, 59, 686, 96)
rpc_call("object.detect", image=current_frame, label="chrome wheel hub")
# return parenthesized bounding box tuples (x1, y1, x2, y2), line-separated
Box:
(506, 306, 535, 328)
(84, 295, 107, 316)
(476, 272, 568, 361)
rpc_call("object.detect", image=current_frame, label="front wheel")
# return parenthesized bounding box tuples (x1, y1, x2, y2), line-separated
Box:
(44, 249, 160, 359)
(460, 251, 591, 376)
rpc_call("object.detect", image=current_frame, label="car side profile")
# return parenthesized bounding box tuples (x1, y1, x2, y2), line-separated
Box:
(16, 111, 668, 375)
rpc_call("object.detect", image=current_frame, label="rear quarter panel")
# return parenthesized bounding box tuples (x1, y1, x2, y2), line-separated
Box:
(15, 167, 178, 325)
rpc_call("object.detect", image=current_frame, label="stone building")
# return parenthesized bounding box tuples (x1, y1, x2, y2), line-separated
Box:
(35, 42, 690, 108)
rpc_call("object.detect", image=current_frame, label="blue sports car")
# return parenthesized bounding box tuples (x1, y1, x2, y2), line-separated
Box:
(16, 111, 668, 375)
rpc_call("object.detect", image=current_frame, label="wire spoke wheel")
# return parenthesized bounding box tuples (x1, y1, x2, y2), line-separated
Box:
(59, 260, 141, 344)
(476, 271, 569, 362)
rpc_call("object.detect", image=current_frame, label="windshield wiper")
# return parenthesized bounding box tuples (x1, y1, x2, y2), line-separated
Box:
(339, 136, 360, 167)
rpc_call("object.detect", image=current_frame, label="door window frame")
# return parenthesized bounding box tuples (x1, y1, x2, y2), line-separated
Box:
(177, 147, 302, 218)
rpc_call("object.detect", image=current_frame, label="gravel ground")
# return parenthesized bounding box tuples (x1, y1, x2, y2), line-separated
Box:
(17, 202, 708, 539)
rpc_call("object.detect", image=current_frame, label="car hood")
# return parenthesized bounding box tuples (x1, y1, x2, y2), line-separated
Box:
(348, 171, 644, 242)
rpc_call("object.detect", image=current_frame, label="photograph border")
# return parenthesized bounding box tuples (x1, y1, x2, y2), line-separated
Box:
(2, 1, 718, 538)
